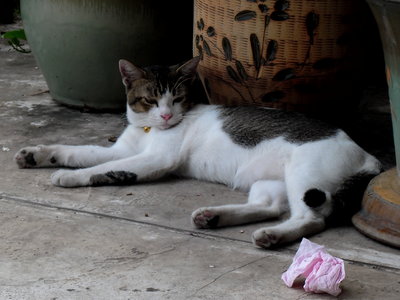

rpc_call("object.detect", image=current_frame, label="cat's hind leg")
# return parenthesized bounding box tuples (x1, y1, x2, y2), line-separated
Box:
(252, 167, 329, 248)
(192, 180, 288, 228)
(252, 210, 325, 249)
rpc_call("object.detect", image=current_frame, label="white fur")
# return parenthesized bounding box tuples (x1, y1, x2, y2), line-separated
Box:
(14, 104, 381, 248)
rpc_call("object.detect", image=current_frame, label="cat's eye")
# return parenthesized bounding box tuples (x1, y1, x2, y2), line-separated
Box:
(173, 96, 185, 105)
(144, 98, 158, 107)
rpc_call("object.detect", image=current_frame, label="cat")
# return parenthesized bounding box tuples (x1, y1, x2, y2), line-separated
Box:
(14, 56, 382, 248)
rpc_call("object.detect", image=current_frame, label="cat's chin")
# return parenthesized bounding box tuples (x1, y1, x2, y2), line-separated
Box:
(158, 124, 175, 130)
(157, 120, 182, 130)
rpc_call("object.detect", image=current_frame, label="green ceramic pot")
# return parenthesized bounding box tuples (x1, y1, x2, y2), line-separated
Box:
(21, 0, 193, 111)
(367, 0, 400, 175)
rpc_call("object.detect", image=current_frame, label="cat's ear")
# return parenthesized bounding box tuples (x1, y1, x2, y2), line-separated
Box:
(119, 59, 146, 89)
(176, 56, 200, 77)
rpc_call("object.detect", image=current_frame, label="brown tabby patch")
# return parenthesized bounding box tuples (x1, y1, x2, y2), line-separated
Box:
(127, 79, 160, 113)
(180, 96, 194, 111)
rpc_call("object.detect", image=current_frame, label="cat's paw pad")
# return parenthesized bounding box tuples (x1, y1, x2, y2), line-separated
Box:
(191, 208, 220, 229)
(252, 228, 280, 249)
(51, 169, 88, 187)
(14, 146, 45, 168)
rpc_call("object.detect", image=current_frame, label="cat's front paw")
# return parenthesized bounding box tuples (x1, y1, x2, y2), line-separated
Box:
(51, 169, 89, 187)
(252, 228, 280, 248)
(14, 146, 42, 168)
(191, 208, 220, 229)
(14, 145, 56, 168)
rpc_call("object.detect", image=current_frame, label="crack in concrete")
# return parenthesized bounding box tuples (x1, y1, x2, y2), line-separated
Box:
(192, 256, 268, 295)
(0, 193, 256, 246)
(101, 246, 177, 265)
(0, 275, 86, 288)
(295, 292, 312, 300)
(2, 193, 400, 274)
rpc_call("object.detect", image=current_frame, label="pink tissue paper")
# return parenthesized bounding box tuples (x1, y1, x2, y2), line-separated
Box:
(281, 238, 345, 296)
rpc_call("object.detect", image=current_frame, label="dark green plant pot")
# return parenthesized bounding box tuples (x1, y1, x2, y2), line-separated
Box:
(367, 0, 400, 174)
(21, 0, 193, 111)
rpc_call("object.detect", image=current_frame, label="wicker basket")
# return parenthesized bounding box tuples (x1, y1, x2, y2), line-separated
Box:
(194, 0, 366, 115)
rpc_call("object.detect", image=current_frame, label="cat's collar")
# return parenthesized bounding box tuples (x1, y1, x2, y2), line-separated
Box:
(142, 126, 151, 133)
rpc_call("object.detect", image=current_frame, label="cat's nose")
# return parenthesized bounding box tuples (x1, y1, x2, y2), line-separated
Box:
(161, 114, 173, 121)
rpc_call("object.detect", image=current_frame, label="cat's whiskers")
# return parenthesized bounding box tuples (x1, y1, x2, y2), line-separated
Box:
(119, 112, 127, 121)
(172, 75, 192, 93)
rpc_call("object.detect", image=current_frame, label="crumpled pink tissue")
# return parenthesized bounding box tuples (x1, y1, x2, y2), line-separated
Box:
(281, 238, 345, 296)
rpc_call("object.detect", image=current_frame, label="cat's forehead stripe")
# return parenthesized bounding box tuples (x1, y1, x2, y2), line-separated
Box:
(153, 88, 158, 97)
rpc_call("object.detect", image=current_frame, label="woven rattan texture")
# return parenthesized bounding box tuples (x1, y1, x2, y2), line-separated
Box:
(194, 0, 364, 112)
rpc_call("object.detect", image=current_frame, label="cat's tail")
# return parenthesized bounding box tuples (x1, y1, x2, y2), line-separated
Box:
(304, 160, 382, 226)
(325, 171, 381, 226)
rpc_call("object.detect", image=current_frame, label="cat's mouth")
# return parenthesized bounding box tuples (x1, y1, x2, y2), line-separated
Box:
(159, 123, 176, 130)
(159, 124, 172, 130)
(158, 119, 181, 130)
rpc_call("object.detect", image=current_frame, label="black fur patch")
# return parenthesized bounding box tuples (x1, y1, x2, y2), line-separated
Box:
(25, 152, 37, 166)
(304, 189, 326, 207)
(326, 172, 379, 226)
(219, 106, 338, 147)
(206, 215, 220, 228)
(90, 171, 137, 186)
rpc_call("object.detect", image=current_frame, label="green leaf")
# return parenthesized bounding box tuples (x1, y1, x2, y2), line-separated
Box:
(1, 29, 27, 40)
(1, 29, 30, 53)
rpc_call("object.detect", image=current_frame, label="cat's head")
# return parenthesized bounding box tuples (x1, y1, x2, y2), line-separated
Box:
(118, 57, 200, 130)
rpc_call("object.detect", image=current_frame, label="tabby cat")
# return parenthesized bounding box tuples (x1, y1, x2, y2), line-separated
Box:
(14, 57, 381, 248)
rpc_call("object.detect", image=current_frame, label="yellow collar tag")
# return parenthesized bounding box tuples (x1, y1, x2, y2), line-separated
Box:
(143, 126, 151, 133)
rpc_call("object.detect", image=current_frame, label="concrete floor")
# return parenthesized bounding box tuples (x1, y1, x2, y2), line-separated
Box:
(1, 24, 400, 300)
